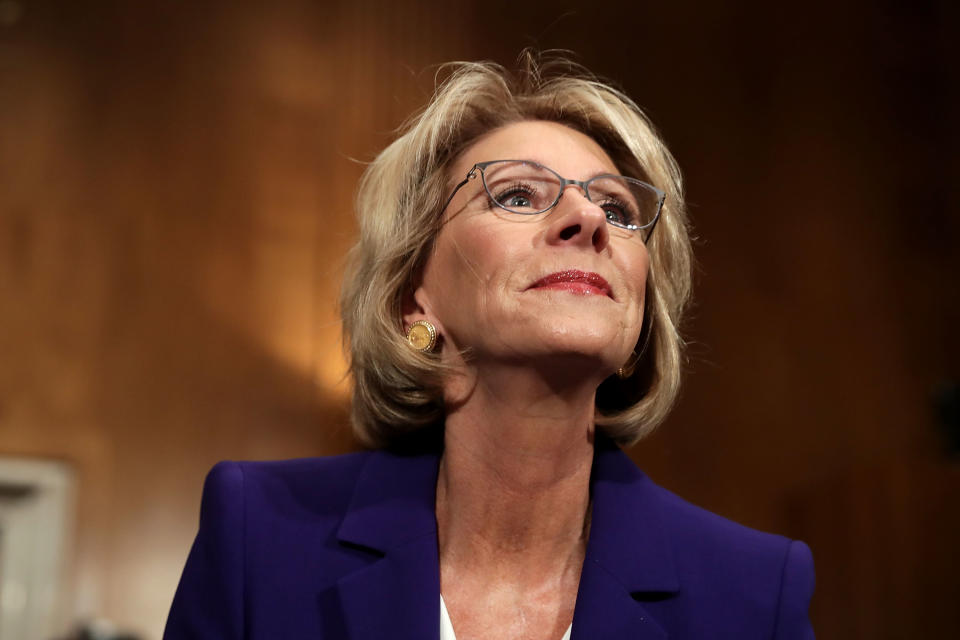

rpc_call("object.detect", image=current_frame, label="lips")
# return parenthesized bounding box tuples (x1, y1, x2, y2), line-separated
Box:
(527, 270, 613, 298)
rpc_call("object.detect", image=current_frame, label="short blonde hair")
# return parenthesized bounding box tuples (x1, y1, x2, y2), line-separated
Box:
(340, 54, 693, 448)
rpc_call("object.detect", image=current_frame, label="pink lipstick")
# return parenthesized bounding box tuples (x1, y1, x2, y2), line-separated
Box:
(528, 270, 613, 298)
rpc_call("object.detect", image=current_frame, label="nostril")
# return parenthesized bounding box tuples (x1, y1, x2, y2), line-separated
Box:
(559, 224, 580, 240)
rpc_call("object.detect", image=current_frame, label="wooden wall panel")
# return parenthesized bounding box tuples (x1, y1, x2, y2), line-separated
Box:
(0, 0, 481, 635)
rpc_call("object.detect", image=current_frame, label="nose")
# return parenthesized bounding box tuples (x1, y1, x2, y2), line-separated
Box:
(545, 185, 610, 252)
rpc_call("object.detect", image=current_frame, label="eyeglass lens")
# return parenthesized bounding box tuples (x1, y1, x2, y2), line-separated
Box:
(479, 161, 660, 232)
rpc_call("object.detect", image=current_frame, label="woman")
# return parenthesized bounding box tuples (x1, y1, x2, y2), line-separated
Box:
(165, 55, 815, 639)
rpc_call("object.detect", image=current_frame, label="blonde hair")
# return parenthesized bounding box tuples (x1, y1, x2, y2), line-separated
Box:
(340, 53, 693, 448)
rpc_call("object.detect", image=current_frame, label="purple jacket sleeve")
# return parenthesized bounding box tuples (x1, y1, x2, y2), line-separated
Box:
(164, 461, 245, 639)
(773, 539, 816, 640)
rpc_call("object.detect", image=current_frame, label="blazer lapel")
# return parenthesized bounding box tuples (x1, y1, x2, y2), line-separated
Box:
(571, 438, 680, 640)
(334, 448, 443, 640)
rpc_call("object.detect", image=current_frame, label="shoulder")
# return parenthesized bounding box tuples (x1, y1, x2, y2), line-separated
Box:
(649, 479, 797, 564)
(167, 452, 384, 637)
(641, 477, 815, 638)
(201, 451, 374, 519)
(594, 441, 807, 578)
(197, 452, 385, 594)
(209, 450, 373, 482)
(591, 440, 813, 637)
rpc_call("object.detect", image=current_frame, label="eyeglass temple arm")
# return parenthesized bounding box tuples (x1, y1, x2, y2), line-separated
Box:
(438, 169, 478, 216)
(643, 194, 666, 243)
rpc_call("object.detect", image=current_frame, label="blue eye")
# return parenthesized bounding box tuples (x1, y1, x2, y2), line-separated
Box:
(505, 194, 532, 208)
(600, 199, 639, 228)
(492, 183, 539, 210)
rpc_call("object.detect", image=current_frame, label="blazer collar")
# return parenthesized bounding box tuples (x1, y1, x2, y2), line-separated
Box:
(334, 436, 678, 639)
(585, 436, 680, 594)
(336, 446, 441, 553)
(334, 448, 442, 640)
(570, 437, 678, 639)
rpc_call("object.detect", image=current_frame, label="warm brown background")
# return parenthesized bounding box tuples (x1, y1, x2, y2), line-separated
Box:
(1, 0, 957, 638)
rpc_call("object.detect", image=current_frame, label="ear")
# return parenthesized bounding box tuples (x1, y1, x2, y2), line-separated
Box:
(401, 284, 438, 334)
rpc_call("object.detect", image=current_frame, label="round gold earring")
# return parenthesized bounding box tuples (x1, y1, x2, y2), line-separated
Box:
(406, 320, 438, 352)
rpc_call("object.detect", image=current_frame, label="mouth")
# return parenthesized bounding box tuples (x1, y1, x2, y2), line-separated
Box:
(527, 270, 614, 299)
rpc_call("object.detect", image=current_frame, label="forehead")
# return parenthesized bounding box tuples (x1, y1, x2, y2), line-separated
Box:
(450, 120, 619, 180)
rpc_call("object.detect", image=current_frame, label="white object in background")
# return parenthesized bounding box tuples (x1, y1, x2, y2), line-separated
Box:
(0, 457, 74, 640)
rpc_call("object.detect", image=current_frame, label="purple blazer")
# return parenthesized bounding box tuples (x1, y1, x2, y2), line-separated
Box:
(164, 437, 815, 639)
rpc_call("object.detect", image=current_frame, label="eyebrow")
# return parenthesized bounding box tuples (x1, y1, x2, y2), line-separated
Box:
(477, 158, 620, 179)
(531, 159, 621, 182)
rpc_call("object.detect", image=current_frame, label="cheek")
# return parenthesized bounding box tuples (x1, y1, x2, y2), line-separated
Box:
(624, 245, 650, 296)
(423, 222, 515, 323)
(622, 247, 651, 328)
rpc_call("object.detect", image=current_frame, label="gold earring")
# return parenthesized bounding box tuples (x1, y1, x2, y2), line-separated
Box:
(617, 351, 640, 379)
(406, 320, 438, 352)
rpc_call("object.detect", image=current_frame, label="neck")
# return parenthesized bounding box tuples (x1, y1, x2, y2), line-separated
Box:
(436, 360, 597, 587)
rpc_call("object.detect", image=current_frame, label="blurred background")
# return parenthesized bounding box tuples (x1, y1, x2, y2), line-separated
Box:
(0, 0, 957, 638)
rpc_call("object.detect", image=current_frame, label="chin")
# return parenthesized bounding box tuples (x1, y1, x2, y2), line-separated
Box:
(546, 321, 632, 350)
(528, 334, 629, 371)
(488, 312, 639, 367)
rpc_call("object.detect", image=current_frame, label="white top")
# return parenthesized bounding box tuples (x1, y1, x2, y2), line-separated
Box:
(440, 595, 572, 640)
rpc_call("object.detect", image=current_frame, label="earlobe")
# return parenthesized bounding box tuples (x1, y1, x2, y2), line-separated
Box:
(401, 285, 428, 330)
(401, 286, 441, 343)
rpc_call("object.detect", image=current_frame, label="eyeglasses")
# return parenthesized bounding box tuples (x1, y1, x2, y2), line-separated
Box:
(440, 159, 665, 242)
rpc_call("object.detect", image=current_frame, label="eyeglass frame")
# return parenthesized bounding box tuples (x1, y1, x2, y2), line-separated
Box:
(438, 159, 665, 242)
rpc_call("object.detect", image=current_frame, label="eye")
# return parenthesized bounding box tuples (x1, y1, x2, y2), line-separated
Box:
(492, 183, 539, 210)
(599, 199, 639, 228)
(504, 192, 533, 208)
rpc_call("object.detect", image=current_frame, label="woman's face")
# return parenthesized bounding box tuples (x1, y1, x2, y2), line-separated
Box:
(409, 120, 650, 378)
